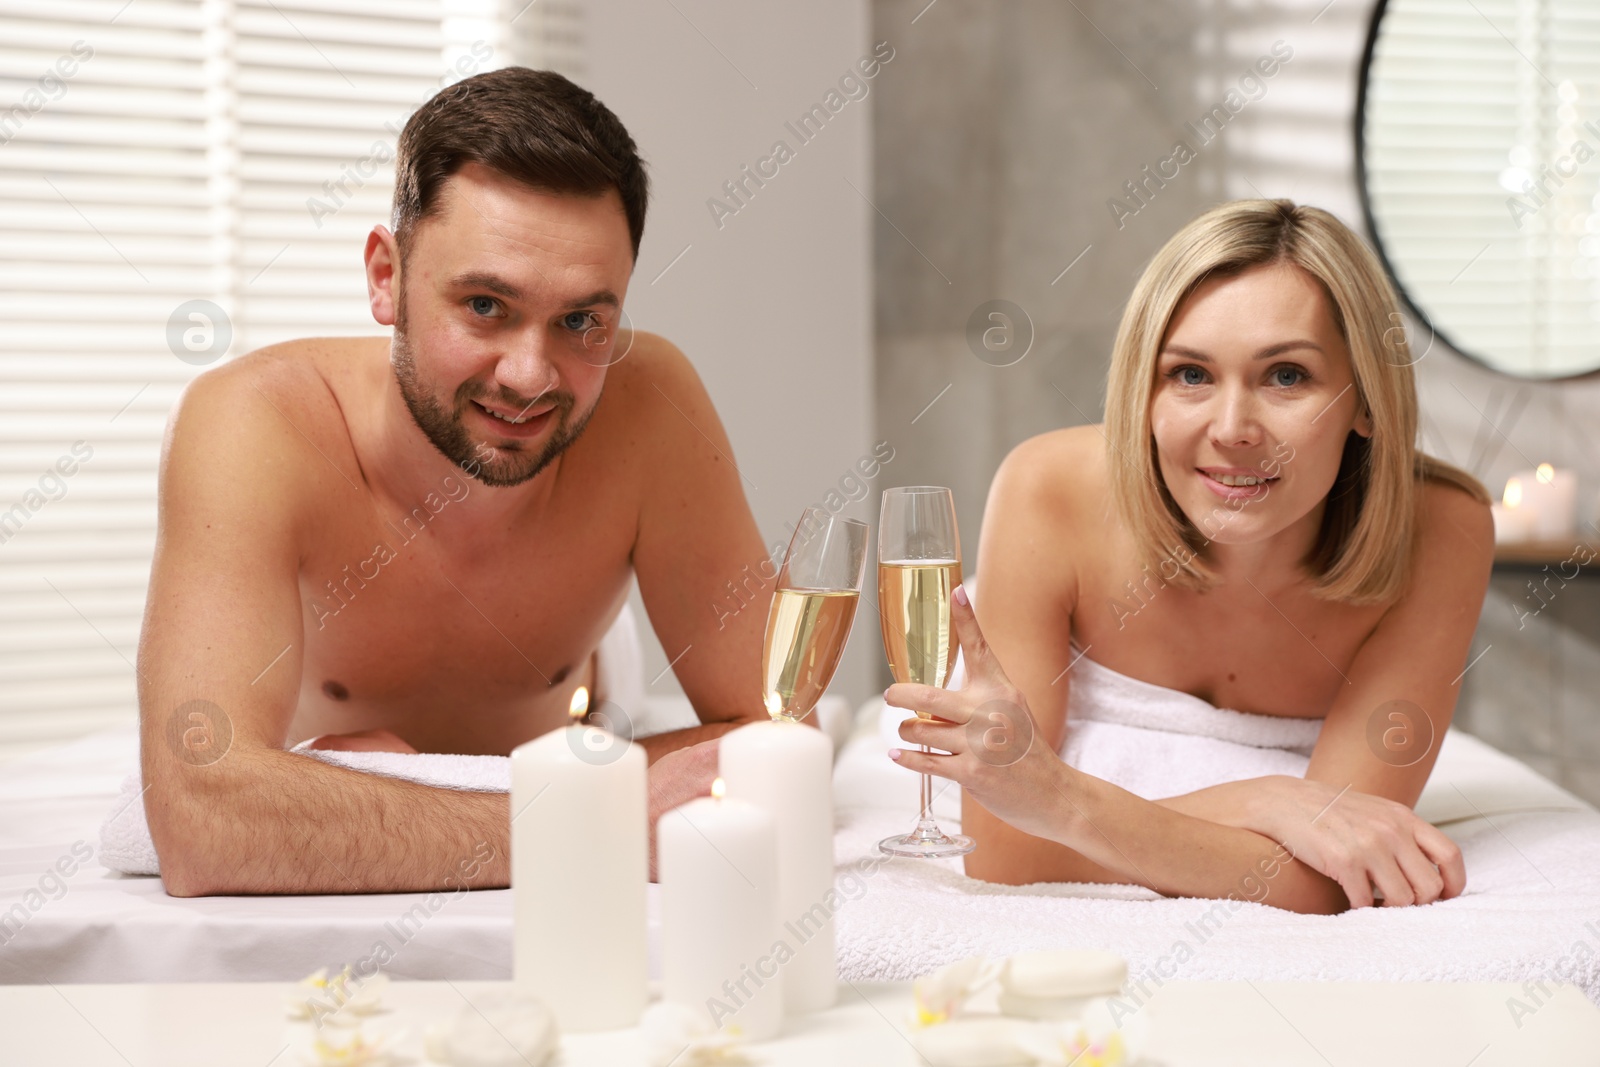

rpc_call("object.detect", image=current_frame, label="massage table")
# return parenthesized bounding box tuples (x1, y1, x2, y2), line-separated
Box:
(2, 690, 1598, 1006)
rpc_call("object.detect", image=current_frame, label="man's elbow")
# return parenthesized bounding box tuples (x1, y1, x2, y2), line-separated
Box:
(145, 779, 244, 897)
(150, 822, 226, 897)
(158, 859, 218, 898)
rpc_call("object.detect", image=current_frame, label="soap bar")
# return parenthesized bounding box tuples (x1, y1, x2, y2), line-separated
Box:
(997, 949, 1127, 1019)
(909, 1016, 1037, 1067)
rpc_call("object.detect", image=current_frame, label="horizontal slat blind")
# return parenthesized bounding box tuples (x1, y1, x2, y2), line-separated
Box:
(1364, 0, 1600, 377)
(0, 0, 579, 760)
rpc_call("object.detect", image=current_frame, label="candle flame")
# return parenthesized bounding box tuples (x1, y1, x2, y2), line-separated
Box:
(1536, 463, 1555, 485)
(711, 777, 726, 800)
(568, 685, 589, 723)
(1503, 477, 1523, 508)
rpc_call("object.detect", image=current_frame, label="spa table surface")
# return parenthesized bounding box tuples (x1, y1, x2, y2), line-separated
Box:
(2, 978, 1594, 1066)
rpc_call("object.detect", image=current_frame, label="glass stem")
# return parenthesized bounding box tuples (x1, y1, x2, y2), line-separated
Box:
(914, 748, 945, 839)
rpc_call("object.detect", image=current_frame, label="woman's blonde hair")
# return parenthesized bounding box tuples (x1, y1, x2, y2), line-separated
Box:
(1103, 199, 1488, 605)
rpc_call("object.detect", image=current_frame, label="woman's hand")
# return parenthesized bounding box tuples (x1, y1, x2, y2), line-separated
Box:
(1250, 775, 1466, 908)
(885, 583, 1076, 844)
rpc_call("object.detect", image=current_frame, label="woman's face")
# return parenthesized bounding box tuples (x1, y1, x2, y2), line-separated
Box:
(1149, 260, 1372, 550)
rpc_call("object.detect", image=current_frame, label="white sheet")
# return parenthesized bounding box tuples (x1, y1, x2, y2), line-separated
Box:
(0, 687, 853, 983)
(4, 699, 1597, 997)
(838, 698, 1600, 1001)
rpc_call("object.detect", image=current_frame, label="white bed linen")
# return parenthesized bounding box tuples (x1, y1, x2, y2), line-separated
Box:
(838, 698, 1600, 1001)
(0, 690, 855, 984)
(4, 701, 1598, 995)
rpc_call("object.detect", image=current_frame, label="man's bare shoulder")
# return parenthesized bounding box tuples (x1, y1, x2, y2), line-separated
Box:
(174, 336, 364, 425)
(597, 329, 701, 406)
(164, 337, 376, 503)
(588, 330, 725, 453)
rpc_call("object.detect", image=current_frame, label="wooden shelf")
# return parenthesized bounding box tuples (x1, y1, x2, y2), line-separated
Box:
(1493, 539, 1600, 567)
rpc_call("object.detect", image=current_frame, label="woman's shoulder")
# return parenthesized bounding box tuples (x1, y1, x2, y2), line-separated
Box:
(991, 424, 1109, 523)
(1407, 471, 1494, 588)
(1414, 469, 1494, 547)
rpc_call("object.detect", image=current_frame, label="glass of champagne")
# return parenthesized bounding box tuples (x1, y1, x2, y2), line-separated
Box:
(876, 486, 975, 858)
(762, 508, 869, 723)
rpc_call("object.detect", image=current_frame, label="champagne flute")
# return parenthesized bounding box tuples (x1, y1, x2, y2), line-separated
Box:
(876, 486, 975, 858)
(762, 508, 869, 723)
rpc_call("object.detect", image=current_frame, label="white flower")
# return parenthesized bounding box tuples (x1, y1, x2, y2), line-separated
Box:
(912, 956, 993, 1027)
(422, 991, 557, 1067)
(285, 967, 390, 1027)
(1014, 997, 1148, 1066)
(297, 1023, 402, 1067)
(639, 1001, 750, 1066)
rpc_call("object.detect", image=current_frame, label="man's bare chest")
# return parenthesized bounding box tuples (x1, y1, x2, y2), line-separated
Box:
(288, 485, 635, 747)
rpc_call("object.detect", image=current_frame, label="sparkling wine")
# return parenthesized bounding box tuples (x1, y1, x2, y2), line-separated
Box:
(762, 588, 860, 721)
(877, 559, 961, 698)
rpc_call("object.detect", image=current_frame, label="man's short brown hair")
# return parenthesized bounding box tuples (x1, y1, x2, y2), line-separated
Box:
(391, 67, 648, 261)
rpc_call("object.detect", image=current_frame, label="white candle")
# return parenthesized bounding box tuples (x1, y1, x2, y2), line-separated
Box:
(510, 686, 648, 1032)
(659, 778, 783, 1040)
(719, 719, 837, 1015)
(1492, 477, 1536, 544)
(1515, 464, 1578, 541)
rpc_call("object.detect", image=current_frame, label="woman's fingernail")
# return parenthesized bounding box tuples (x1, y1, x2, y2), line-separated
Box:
(953, 584, 969, 607)
(889, 749, 902, 761)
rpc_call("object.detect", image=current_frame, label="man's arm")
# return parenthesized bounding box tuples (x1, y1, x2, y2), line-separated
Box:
(139, 356, 510, 896)
(621, 336, 775, 762)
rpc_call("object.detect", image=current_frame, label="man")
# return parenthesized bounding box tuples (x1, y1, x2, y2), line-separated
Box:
(138, 67, 775, 896)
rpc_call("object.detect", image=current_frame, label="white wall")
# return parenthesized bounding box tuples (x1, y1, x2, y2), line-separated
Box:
(580, 0, 878, 710)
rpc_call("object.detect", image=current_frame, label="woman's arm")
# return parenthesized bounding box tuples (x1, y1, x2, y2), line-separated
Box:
(891, 585, 1347, 913)
(1152, 479, 1494, 905)
(907, 429, 1343, 911)
(949, 431, 1341, 907)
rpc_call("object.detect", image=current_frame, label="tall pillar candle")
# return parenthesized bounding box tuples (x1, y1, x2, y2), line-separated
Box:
(510, 687, 648, 1032)
(1516, 464, 1578, 541)
(719, 719, 837, 1014)
(659, 779, 784, 1039)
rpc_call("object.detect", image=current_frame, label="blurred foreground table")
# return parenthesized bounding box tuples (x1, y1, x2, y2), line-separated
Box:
(1, 977, 1595, 1065)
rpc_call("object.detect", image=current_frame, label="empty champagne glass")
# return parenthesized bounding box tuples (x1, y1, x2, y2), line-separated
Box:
(876, 486, 975, 858)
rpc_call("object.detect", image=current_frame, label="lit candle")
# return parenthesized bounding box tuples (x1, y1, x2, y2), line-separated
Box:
(1517, 463, 1578, 541)
(510, 686, 648, 1032)
(659, 777, 783, 1040)
(1492, 476, 1536, 544)
(719, 719, 837, 1014)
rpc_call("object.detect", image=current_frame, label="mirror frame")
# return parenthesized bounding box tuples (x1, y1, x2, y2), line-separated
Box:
(1354, 0, 1600, 382)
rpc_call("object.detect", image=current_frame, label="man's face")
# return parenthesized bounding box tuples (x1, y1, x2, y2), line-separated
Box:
(388, 162, 635, 487)
(1149, 261, 1372, 548)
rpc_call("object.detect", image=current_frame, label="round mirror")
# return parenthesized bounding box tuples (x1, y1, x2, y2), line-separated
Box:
(1358, 0, 1600, 379)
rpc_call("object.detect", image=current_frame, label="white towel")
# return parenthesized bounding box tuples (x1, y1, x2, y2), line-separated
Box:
(833, 722, 1600, 995)
(1055, 641, 1323, 796)
(939, 572, 1322, 796)
(843, 578, 1600, 998)
(99, 601, 644, 877)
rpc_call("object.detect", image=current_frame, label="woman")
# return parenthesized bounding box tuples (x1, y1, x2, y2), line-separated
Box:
(887, 199, 1494, 915)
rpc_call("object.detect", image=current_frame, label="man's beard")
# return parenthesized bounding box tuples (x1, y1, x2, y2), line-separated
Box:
(390, 310, 599, 489)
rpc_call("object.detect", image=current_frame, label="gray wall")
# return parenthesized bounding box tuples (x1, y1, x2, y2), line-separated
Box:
(583, 0, 879, 711)
(869, 0, 1600, 802)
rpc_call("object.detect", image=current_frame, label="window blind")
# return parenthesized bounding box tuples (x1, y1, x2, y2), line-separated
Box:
(0, 0, 583, 759)
(1363, 0, 1600, 377)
